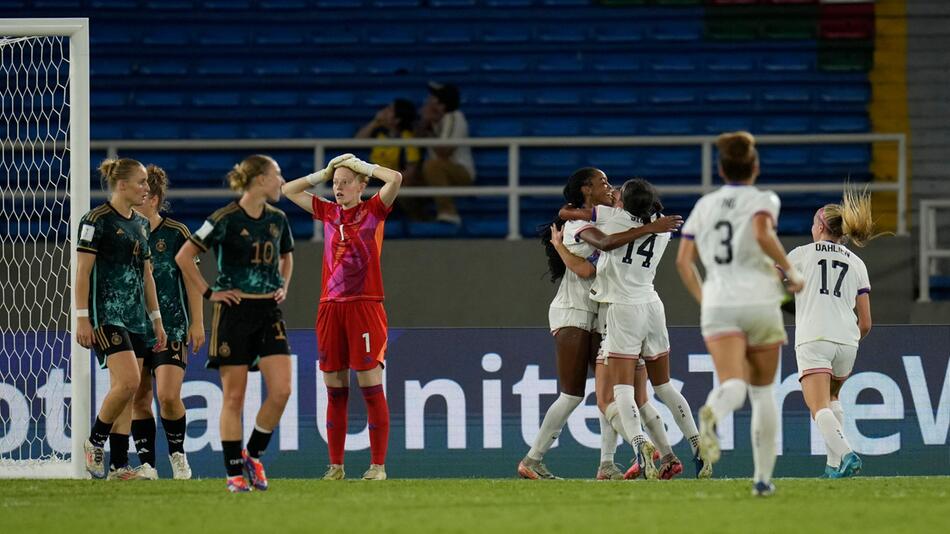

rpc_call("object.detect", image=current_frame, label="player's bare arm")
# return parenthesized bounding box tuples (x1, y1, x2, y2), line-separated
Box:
(281, 153, 356, 213)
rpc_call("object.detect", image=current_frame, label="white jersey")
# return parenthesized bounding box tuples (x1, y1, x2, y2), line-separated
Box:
(681, 185, 785, 308)
(788, 242, 870, 347)
(549, 219, 598, 313)
(583, 206, 670, 305)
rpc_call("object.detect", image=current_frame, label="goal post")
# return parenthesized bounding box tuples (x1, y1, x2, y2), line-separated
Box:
(0, 18, 89, 478)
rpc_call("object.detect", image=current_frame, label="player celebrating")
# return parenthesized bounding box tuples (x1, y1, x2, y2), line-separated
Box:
(518, 168, 680, 480)
(568, 178, 696, 480)
(176, 155, 295, 492)
(281, 153, 402, 481)
(77, 158, 167, 480)
(128, 164, 204, 480)
(787, 187, 880, 478)
(676, 131, 804, 497)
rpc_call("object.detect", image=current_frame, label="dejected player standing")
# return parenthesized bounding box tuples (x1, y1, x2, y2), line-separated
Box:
(282, 153, 402, 481)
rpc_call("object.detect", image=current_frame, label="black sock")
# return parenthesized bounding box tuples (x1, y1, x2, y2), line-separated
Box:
(109, 433, 130, 469)
(222, 440, 244, 477)
(89, 417, 112, 448)
(131, 418, 156, 467)
(245, 426, 273, 459)
(161, 415, 186, 454)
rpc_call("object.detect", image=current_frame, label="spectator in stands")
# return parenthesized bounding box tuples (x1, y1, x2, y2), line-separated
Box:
(417, 81, 476, 225)
(356, 98, 424, 219)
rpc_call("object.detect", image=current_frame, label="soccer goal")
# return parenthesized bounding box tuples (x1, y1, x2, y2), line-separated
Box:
(0, 18, 90, 478)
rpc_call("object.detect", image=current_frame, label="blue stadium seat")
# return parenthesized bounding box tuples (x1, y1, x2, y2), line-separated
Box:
(145, 1, 194, 9)
(185, 153, 240, 173)
(590, 88, 638, 106)
(704, 117, 756, 134)
(649, 56, 698, 73)
(305, 91, 355, 107)
(138, 61, 188, 76)
(407, 221, 462, 237)
(481, 57, 530, 73)
(143, 28, 190, 46)
(131, 122, 182, 139)
(473, 150, 508, 172)
(472, 119, 526, 137)
(316, 0, 364, 7)
(704, 88, 754, 105)
(194, 59, 245, 76)
(92, 91, 127, 108)
(529, 118, 582, 136)
(537, 56, 584, 73)
(818, 86, 870, 104)
(537, 25, 586, 43)
(706, 55, 756, 73)
(140, 153, 181, 174)
(188, 123, 243, 139)
(310, 59, 358, 75)
(588, 118, 638, 136)
(592, 55, 641, 72)
(650, 22, 702, 42)
(423, 27, 475, 44)
(302, 122, 357, 138)
(247, 123, 300, 139)
(201, 0, 252, 9)
(90, 26, 136, 46)
(424, 58, 472, 74)
(464, 219, 508, 238)
(525, 149, 581, 171)
(648, 89, 697, 106)
(91, 122, 125, 139)
(645, 118, 695, 135)
(761, 116, 811, 133)
(429, 0, 476, 7)
(762, 87, 812, 104)
(311, 30, 361, 45)
(132, 92, 185, 108)
(542, 0, 587, 5)
(477, 89, 525, 106)
(197, 28, 249, 46)
(259, 0, 307, 9)
(590, 150, 636, 168)
(817, 116, 870, 133)
(361, 90, 402, 107)
(383, 219, 405, 239)
(642, 148, 699, 176)
(484, 0, 533, 5)
(254, 29, 306, 46)
(365, 58, 415, 75)
(592, 23, 646, 43)
(253, 61, 303, 76)
(367, 28, 416, 45)
(91, 1, 137, 8)
(249, 91, 298, 107)
(759, 147, 811, 167)
(91, 59, 134, 77)
(817, 145, 870, 166)
(762, 54, 814, 73)
(481, 26, 532, 43)
(535, 89, 581, 106)
(371, 0, 421, 6)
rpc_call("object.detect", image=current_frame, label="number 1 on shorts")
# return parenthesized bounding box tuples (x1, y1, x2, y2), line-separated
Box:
(362, 332, 370, 353)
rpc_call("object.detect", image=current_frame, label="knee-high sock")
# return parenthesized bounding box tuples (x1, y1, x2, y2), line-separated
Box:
(599, 412, 618, 464)
(361, 385, 390, 466)
(160, 415, 186, 454)
(326, 386, 349, 465)
(527, 393, 583, 461)
(245, 424, 273, 460)
(653, 382, 700, 455)
(605, 402, 629, 445)
(131, 418, 156, 467)
(613, 385, 645, 448)
(705, 378, 748, 422)
(639, 402, 672, 456)
(109, 433, 130, 469)
(748, 384, 778, 484)
(816, 407, 851, 468)
(830, 400, 845, 424)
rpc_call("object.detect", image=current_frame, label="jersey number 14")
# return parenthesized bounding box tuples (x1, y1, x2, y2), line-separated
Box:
(622, 234, 657, 268)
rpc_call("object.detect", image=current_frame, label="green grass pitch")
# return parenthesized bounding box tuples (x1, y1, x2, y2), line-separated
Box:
(2, 478, 948, 533)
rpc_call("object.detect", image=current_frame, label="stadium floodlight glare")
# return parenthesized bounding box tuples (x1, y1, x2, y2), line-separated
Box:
(0, 18, 90, 479)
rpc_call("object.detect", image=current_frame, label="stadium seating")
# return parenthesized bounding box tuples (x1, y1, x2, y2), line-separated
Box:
(3, 0, 876, 238)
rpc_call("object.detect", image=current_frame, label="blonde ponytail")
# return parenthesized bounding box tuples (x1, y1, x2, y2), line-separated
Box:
(820, 185, 889, 247)
(226, 154, 274, 192)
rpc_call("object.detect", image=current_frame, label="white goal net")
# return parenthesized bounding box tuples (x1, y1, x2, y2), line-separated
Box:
(0, 19, 89, 478)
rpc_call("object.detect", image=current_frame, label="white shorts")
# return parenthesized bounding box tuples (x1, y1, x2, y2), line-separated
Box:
(548, 306, 595, 335)
(599, 300, 670, 360)
(593, 303, 608, 335)
(796, 340, 857, 380)
(701, 304, 787, 348)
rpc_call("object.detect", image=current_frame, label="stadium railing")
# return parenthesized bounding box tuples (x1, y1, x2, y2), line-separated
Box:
(90, 132, 907, 240)
(917, 199, 950, 302)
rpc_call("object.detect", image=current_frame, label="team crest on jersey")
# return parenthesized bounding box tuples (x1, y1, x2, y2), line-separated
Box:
(111, 333, 122, 346)
(155, 238, 167, 252)
(240, 228, 250, 238)
(171, 341, 181, 352)
(219, 342, 231, 357)
(116, 228, 125, 235)
(269, 223, 280, 238)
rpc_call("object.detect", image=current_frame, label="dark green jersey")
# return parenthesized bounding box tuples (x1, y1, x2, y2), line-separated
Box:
(77, 203, 151, 336)
(149, 216, 193, 342)
(189, 202, 294, 294)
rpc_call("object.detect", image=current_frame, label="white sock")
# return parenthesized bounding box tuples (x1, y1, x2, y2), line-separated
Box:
(705, 378, 747, 422)
(816, 408, 851, 468)
(654, 381, 699, 455)
(527, 393, 583, 461)
(599, 413, 618, 464)
(605, 402, 630, 444)
(748, 384, 778, 484)
(613, 385, 646, 448)
(830, 400, 845, 424)
(639, 401, 672, 456)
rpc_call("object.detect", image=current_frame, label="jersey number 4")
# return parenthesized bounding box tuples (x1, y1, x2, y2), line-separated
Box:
(817, 259, 849, 297)
(622, 234, 657, 268)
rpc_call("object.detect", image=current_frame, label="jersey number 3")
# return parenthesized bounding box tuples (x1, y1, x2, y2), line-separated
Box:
(714, 221, 733, 264)
(622, 234, 657, 268)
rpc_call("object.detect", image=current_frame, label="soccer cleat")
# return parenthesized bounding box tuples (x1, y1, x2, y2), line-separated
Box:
(693, 453, 713, 479)
(698, 405, 721, 465)
(107, 465, 147, 481)
(659, 453, 684, 480)
(596, 462, 624, 480)
(169, 452, 192, 480)
(637, 441, 659, 480)
(517, 458, 560, 480)
(83, 439, 105, 479)
(624, 458, 641, 480)
(362, 464, 387, 480)
(134, 463, 159, 480)
(834, 452, 862, 479)
(752, 480, 776, 497)
(820, 465, 837, 479)
(242, 449, 268, 491)
(226, 475, 251, 493)
(323, 464, 345, 480)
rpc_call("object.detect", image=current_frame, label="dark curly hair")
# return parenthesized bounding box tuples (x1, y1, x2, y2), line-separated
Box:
(540, 167, 602, 282)
(621, 178, 663, 221)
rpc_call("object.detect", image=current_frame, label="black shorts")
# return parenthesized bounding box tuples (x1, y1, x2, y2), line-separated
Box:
(144, 339, 188, 373)
(208, 298, 290, 371)
(93, 324, 149, 369)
